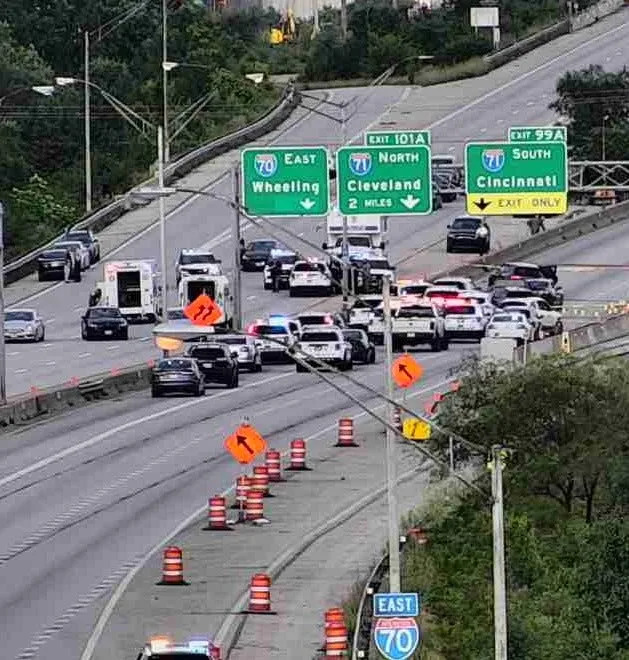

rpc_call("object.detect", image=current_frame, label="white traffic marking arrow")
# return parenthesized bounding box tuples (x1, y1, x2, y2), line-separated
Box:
(300, 198, 316, 210)
(400, 195, 420, 210)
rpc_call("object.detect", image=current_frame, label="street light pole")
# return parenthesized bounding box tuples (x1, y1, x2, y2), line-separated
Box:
(340, 103, 350, 316)
(0, 202, 5, 405)
(491, 445, 508, 660)
(162, 0, 170, 163)
(383, 274, 401, 592)
(232, 166, 243, 330)
(158, 126, 168, 316)
(84, 30, 93, 213)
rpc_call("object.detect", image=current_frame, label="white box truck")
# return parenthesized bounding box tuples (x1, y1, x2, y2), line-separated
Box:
(98, 260, 161, 322)
(178, 274, 234, 329)
(322, 207, 385, 257)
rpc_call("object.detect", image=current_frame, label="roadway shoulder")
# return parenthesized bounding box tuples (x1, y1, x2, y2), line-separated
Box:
(88, 417, 427, 660)
(381, 10, 628, 132)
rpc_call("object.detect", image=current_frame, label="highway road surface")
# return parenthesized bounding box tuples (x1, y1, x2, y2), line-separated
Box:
(1, 12, 629, 660)
(3, 9, 628, 396)
(2, 192, 629, 659)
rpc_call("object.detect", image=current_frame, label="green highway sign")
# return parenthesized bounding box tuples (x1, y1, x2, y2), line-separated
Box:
(465, 141, 568, 215)
(336, 145, 432, 216)
(508, 126, 567, 143)
(240, 146, 330, 217)
(365, 130, 431, 146)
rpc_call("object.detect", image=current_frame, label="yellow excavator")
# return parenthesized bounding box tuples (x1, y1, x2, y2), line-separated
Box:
(270, 8, 296, 44)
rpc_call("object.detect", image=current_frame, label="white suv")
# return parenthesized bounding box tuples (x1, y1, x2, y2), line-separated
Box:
(289, 260, 333, 297)
(295, 326, 353, 372)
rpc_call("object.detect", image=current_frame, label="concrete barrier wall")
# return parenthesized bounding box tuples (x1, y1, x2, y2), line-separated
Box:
(571, 0, 624, 31)
(0, 363, 152, 429)
(435, 199, 629, 282)
(484, 20, 571, 70)
(4, 85, 300, 285)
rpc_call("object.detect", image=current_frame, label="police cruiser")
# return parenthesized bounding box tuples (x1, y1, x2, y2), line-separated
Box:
(138, 636, 214, 658)
(263, 248, 298, 290)
(247, 316, 299, 363)
(443, 301, 487, 341)
(289, 259, 333, 297)
(295, 325, 353, 372)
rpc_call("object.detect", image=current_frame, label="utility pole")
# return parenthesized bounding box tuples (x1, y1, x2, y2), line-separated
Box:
(232, 167, 243, 330)
(84, 30, 92, 213)
(491, 445, 508, 660)
(312, 0, 320, 36)
(340, 0, 348, 40)
(158, 127, 168, 317)
(0, 202, 5, 405)
(383, 274, 401, 592)
(162, 0, 170, 162)
(340, 103, 350, 316)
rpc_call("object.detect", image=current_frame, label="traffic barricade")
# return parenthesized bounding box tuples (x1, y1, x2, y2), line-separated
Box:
(204, 495, 233, 531)
(335, 418, 358, 447)
(286, 438, 310, 470)
(157, 546, 188, 585)
(246, 573, 275, 614)
(265, 449, 283, 482)
(252, 465, 271, 497)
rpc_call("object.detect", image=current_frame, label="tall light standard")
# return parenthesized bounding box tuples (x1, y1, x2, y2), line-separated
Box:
(602, 113, 610, 161)
(162, 0, 170, 163)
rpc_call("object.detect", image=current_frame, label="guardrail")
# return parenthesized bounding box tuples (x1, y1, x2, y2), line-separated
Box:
(4, 84, 299, 285)
(0, 361, 153, 428)
(433, 199, 629, 283)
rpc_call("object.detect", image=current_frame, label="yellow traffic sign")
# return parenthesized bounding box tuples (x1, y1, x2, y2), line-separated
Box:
(402, 418, 431, 441)
(465, 192, 567, 216)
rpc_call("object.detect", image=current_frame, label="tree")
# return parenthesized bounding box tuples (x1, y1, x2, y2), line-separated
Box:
(436, 355, 629, 522)
(550, 65, 629, 160)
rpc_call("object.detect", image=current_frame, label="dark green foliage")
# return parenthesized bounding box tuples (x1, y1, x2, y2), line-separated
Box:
(0, 2, 281, 259)
(407, 356, 629, 658)
(551, 65, 629, 160)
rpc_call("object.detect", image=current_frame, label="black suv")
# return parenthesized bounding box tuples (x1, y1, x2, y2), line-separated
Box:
(240, 239, 282, 271)
(488, 262, 558, 287)
(446, 216, 490, 254)
(81, 306, 129, 340)
(342, 328, 376, 364)
(37, 248, 74, 282)
(187, 343, 239, 388)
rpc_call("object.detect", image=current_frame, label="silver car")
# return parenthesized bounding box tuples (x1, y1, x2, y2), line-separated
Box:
(54, 240, 91, 270)
(214, 334, 262, 372)
(5, 309, 45, 342)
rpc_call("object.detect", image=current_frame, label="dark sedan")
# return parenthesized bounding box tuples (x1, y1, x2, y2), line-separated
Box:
(151, 357, 205, 397)
(240, 239, 282, 271)
(37, 248, 73, 282)
(446, 216, 490, 254)
(187, 343, 239, 388)
(342, 328, 376, 364)
(81, 306, 129, 340)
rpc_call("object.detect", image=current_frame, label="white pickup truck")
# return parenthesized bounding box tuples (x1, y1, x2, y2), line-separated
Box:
(392, 303, 448, 352)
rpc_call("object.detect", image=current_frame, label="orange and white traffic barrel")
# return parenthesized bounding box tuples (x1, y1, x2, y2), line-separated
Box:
(321, 608, 345, 650)
(205, 496, 232, 531)
(265, 449, 282, 482)
(335, 418, 358, 447)
(252, 465, 271, 497)
(158, 546, 188, 585)
(246, 487, 265, 522)
(325, 620, 348, 657)
(232, 475, 250, 510)
(247, 573, 274, 614)
(286, 438, 310, 470)
(408, 526, 429, 545)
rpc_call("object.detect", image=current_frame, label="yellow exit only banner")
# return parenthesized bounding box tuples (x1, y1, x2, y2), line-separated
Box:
(466, 192, 567, 215)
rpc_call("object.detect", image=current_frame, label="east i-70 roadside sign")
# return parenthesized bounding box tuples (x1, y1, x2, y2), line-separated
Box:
(464, 141, 568, 216)
(240, 146, 330, 217)
(336, 145, 432, 216)
(365, 130, 431, 146)
(508, 126, 567, 143)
